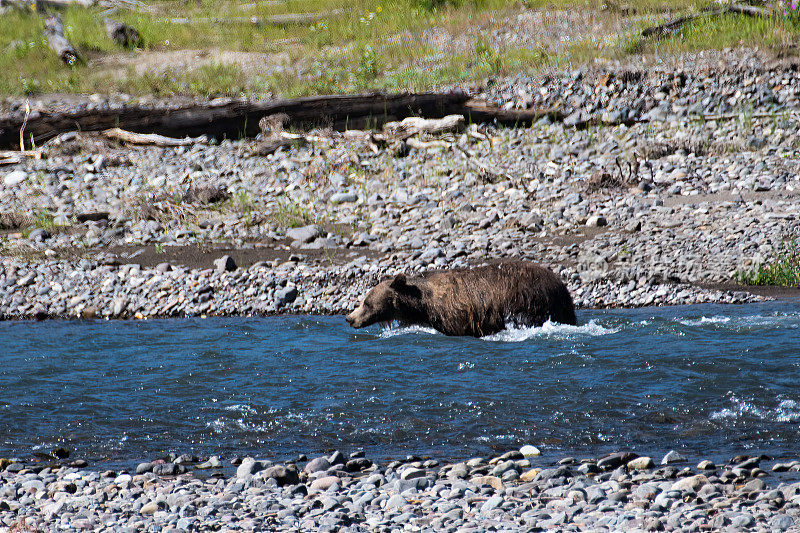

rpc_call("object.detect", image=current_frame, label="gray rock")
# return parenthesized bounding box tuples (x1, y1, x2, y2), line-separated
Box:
(661, 450, 686, 465)
(274, 285, 298, 307)
(214, 255, 237, 272)
(135, 462, 154, 474)
(3, 170, 27, 186)
(28, 228, 51, 241)
(304, 457, 331, 473)
(261, 464, 299, 486)
(385, 494, 406, 511)
(770, 514, 796, 531)
(586, 215, 607, 228)
(330, 192, 358, 204)
(237, 458, 265, 478)
(399, 467, 426, 480)
(481, 495, 503, 513)
(286, 224, 320, 244)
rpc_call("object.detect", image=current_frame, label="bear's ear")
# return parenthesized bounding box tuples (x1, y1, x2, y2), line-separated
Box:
(389, 273, 408, 291)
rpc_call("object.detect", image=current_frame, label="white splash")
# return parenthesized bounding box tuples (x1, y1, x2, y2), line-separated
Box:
(484, 319, 616, 343)
(224, 403, 256, 415)
(378, 319, 614, 342)
(710, 395, 800, 422)
(378, 323, 439, 338)
(777, 399, 800, 422)
(679, 316, 731, 326)
(681, 313, 800, 330)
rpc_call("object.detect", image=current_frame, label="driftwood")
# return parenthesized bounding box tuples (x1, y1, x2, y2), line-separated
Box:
(0, 90, 593, 149)
(728, 3, 768, 17)
(103, 128, 200, 146)
(382, 115, 465, 140)
(44, 14, 78, 65)
(245, 138, 294, 156)
(0, 92, 470, 148)
(104, 18, 141, 48)
(0, 153, 22, 166)
(166, 9, 343, 26)
(406, 138, 450, 150)
(461, 99, 565, 125)
(642, 3, 768, 39)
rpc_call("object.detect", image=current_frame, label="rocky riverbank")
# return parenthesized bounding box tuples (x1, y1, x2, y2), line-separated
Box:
(2, 47, 800, 320)
(3, 447, 800, 531)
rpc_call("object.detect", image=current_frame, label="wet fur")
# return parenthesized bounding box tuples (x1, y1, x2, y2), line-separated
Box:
(347, 261, 576, 337)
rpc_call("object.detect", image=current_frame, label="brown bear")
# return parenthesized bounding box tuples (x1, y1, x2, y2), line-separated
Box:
(346, 260, 576, 337)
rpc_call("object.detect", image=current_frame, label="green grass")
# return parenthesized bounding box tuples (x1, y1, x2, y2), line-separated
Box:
(642, 10, 800, 56)
(274, 198, 319, 228)
(2, 0, 800, 97)
(738, 239, 800, 287)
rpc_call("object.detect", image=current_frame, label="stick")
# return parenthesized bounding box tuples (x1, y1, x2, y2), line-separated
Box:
(103, 128, 200, 146)
(19, 100, 29, 152)
(702, 111, 792, 121)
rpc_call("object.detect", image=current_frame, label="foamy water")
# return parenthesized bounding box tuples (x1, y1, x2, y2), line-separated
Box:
(378, 319, 615, 341)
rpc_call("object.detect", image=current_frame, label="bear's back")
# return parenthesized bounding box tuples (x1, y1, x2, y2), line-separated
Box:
(419, 260, 576, 335)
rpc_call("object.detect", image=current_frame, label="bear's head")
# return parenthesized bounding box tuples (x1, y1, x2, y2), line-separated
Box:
(346, 274, 420, 329)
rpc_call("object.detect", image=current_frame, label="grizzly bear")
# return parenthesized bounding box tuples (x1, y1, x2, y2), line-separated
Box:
(346, 260, 576, 337)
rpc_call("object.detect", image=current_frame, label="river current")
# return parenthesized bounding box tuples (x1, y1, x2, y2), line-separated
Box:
(2, 300, 799, 467)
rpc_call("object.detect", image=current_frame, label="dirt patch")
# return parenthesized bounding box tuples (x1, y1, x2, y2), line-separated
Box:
(93, 241, 380, 270)
(94, 48, 296, 78)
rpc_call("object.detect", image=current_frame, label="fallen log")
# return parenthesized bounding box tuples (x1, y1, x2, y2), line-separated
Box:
(104, 18, 141, 48)
(642, 4, 768, 39)
(44, 14, 79, 65)
(728, 3, 768, 17)
(37, 0, 95, 8)
(0, 91, 471, 148)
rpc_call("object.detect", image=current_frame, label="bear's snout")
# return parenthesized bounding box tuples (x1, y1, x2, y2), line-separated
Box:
(345, 310, 362, 328)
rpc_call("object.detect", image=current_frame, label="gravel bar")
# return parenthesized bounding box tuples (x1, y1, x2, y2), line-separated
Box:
(5, 48, 800, 320)
(3, 448, 800, 531)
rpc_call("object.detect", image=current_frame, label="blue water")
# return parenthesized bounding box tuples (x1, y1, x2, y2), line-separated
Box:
(1, 300, 800, 468)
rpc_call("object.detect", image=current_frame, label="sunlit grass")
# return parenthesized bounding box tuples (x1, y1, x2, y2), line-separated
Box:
(2, 0, 800, 97)
(738, 239, 800, 287)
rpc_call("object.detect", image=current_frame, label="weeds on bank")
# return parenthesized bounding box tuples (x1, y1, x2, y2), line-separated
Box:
(33, 209, 56, 231)
(273, 198, 317, 228)
(738, 239, 800, 287)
